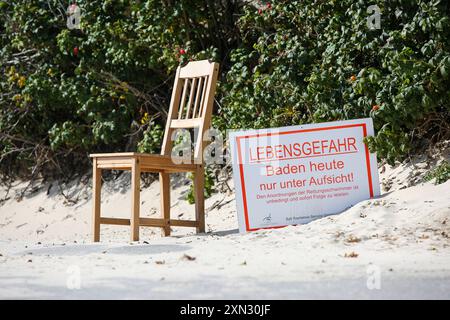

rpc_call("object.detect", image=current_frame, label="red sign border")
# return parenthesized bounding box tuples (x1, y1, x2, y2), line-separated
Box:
(235, 123, 375, 232)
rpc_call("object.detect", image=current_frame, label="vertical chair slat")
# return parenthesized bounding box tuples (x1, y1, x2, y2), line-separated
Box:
(192, 76, 203, 119)
(178, 78, 189, 119)
(198, 76, 208, 118)
(185, 77, 197, 119)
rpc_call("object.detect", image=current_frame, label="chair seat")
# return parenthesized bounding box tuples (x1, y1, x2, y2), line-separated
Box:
(90, 152, 199, 172)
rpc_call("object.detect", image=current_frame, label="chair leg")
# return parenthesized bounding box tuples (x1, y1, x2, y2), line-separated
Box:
(92, 158, 102, 242)
(194, 166, 205, 233)
(160, 172, 171, 236)
(131, 158, 141, 242)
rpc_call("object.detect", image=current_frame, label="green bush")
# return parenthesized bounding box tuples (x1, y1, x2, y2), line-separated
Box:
(186, 168, 215, 204)
(1, 0, 450, 182)
(423, 160, 450, 184)
(137, 120, 163, 154)
(0, 0, 240, 178)
(219, 0, 450, 164)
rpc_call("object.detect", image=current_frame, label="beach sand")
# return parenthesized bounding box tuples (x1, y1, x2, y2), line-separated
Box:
(0, 154, 449, 299)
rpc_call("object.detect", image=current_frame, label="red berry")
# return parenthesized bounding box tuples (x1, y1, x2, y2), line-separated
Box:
(258, 8, 263, 15)
(179, 49, 186, 55)
(73, 46, 79, 56)
(372, 105, 380, 111)
(267, 3, 271, 9)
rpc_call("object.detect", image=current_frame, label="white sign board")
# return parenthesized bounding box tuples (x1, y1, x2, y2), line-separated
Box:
(229, 118, 380, 233)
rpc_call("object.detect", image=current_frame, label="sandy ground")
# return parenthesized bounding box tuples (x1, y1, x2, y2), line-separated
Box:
(0, 151, 449, 299)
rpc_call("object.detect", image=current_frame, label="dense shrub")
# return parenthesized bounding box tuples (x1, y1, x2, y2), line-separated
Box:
(0, 0, 240, 178)
(219, 0, 450, 164)
(423, 160, 450, 184)
(1, 0, 450, 182)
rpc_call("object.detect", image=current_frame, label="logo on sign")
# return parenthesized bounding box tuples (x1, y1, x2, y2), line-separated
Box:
(262, 213, 272, 225)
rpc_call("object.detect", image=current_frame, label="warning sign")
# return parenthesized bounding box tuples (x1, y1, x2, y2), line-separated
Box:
(229, 118, 380, 232)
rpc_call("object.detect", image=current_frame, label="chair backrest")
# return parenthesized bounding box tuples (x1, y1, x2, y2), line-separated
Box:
(161, 59, 220, 164)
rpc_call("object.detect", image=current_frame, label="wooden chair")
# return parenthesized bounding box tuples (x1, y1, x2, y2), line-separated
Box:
(90, 60, 219, 242)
